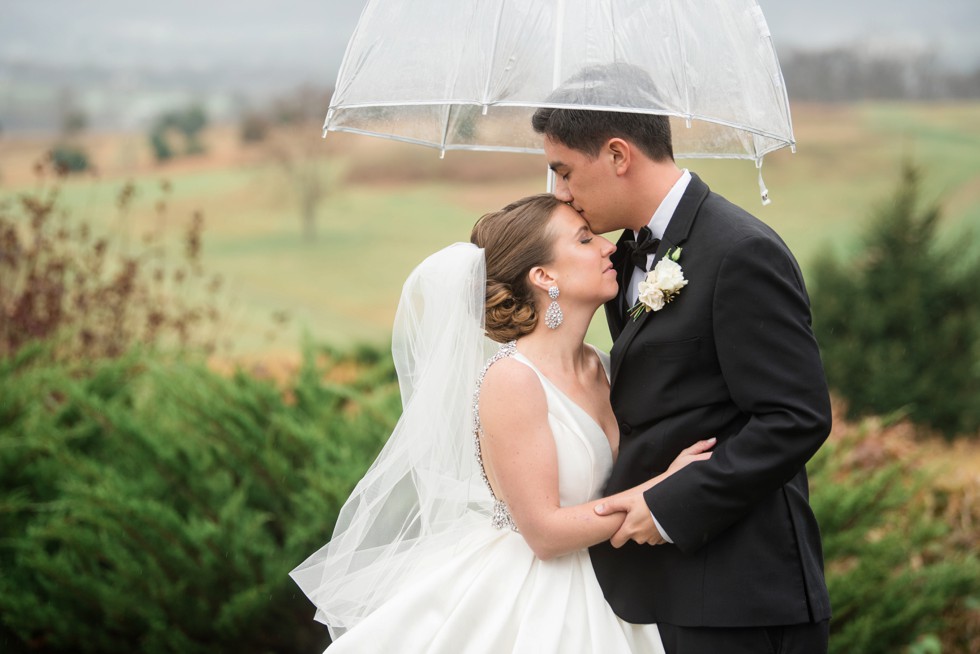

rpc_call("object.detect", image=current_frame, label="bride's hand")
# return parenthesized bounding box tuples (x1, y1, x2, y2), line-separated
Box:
(664, 437, 716, 477)
(621, 437, 716, 497)
(594, 438, 715, 548)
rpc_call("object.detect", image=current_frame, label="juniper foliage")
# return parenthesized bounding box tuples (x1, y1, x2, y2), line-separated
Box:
(809, 425, 980, 652)
(810, 162, 980, 437)
(0, 342, 398, 653)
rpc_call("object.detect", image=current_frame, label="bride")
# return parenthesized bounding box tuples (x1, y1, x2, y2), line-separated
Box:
(291, 194, 714, 653)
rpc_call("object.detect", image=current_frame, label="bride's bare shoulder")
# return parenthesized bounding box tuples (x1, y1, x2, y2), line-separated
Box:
(481, 356, 539, 395)
(479, 357, 546, 422)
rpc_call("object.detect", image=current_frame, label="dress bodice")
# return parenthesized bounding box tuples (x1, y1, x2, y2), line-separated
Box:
(473, 342, 614, 529)
(510, 349, 614, 506)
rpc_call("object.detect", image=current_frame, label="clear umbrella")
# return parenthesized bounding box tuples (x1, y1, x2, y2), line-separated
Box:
(327, 0, 794, 201)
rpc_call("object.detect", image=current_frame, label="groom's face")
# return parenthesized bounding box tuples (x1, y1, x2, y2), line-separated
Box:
(544, 136, 623, 235)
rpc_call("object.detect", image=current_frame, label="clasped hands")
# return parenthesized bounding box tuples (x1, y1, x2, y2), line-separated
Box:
(594, 437, 715, 548)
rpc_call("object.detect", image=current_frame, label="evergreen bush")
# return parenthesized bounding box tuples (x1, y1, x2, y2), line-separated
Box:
(810, 162, 980, 437)
(0, 342, 398, 653)
(2, 341, 977, 651)
(810, 420, 980, 652)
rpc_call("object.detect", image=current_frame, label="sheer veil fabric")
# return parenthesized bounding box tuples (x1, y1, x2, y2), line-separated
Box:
(289, 243, 497, 640)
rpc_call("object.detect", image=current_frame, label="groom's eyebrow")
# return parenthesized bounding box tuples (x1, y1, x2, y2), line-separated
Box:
(548, 161, 565, 172)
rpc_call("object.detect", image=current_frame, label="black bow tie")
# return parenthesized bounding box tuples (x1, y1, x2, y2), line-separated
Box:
(626, 226, 660, 271)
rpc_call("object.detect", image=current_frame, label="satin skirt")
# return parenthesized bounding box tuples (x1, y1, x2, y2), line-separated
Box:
(324, 523, 664, 653)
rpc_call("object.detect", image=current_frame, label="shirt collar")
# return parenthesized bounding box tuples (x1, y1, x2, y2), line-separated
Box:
(634, 169, 691, 241)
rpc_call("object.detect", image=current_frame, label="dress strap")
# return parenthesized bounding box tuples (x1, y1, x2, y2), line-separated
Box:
(472, 340, 519, 532)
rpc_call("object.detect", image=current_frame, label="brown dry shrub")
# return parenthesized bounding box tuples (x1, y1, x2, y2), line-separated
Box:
(0, 158, 226, 360)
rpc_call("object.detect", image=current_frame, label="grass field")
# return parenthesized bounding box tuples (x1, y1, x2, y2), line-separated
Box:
(2, 101, 978, 354)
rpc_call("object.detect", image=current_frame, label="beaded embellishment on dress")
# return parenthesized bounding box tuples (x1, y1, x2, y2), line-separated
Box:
(473, 340, 519, 532)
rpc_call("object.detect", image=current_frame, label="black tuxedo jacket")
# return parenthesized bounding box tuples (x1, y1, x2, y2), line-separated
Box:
(589, 174, 832, 627)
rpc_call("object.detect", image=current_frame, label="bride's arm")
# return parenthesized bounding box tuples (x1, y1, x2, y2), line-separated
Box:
(479, 359, 711, 560)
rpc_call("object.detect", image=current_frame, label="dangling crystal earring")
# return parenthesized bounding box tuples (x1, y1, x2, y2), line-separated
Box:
(545, 286, 563, 329)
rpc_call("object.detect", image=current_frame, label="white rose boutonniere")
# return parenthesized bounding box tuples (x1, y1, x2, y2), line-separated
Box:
(628, 247, 688, 321)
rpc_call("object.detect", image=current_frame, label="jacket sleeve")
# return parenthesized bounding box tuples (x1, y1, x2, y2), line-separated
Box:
(643, 234, 832, 553)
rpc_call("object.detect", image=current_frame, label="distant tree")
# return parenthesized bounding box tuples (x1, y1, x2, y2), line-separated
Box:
(48, 144, 90, 174)
(947, 67, 980, 99)
(782, 46, 980, 101)
(810, 162, 980, 437)
(150, 128, 175, 161)
(56, 87, 89, 136)
(174, 104, 208, 154)
(51, 88, 93, 173)
(149, 104, 209, 162)
(263, 86, 333, 241)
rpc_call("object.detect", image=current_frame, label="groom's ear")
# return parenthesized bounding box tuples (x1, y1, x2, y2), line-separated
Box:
(606, 138, 631, 176)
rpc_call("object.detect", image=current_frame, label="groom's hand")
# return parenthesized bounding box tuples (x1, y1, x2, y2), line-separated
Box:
(594, 438, 715, 548)
(596, 493, 664, 548)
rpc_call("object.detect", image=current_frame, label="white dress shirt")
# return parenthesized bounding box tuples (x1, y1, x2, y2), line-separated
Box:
(625, 169, 692, 307)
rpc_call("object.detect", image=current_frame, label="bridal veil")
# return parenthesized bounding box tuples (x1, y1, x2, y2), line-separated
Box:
(290, 243, 496, 640)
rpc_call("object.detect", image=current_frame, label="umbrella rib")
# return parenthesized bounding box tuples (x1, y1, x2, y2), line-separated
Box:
(438, 105, 453, 156)
(609, 2, 620, 61)
(325, 0, 377, 137)
(761, 18, 796, 153)
(481, 0, 508, 108)
(552, 0, 566, 89)
(665, 0, 692, 126)
(439, 0, 504, 156)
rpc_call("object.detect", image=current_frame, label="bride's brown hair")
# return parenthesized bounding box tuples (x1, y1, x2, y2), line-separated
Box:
(470, 194, 562, 343)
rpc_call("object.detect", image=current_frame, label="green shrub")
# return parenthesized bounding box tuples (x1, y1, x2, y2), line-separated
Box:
(48, 144, 90, 174)
(809, 423, 980, 652)
(3, 337, 977, 651)
(0, 342, 398, 653)
(810, 162, 980, 437)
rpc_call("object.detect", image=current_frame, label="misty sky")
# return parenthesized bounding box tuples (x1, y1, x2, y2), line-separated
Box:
(2, 0, 978, 84)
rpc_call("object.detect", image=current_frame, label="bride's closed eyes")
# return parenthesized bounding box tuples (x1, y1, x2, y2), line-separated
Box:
(574, 224, 595, 245)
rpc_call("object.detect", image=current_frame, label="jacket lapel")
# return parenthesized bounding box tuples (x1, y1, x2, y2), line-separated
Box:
(610, 174, 710, 386)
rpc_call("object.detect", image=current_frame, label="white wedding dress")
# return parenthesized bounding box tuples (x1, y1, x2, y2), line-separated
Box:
(319, 343, 664, 653)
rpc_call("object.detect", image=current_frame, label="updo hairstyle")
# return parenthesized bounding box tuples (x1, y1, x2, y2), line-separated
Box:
(470, 194, 562, 343)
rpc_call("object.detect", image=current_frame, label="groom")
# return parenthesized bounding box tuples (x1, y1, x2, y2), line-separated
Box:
(532, 67, 832, 653)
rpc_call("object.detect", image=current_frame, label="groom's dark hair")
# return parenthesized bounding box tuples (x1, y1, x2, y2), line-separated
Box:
(531, 63, 673, 162)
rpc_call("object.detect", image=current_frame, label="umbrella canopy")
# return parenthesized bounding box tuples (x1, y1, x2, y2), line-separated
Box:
(326, 0, 794, 164)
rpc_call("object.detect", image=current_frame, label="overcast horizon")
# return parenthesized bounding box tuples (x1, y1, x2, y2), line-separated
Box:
(2, 1, 978, 79)
(2, 1, 977, 134)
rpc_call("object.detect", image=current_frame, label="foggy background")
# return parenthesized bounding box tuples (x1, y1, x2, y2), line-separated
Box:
(2, 0, 978, 134)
